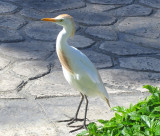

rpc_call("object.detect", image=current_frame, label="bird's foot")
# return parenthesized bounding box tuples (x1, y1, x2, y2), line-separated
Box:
(57, 117, 84, 124)
(69, 124, 88, 133)
(67, 117, 84, 126)
(57, 114, 88, 132)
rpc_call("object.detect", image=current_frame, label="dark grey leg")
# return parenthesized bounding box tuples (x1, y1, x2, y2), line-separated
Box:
(83, 95, 88, 129)
(75, 93, 84, 118)
(57, 93, 84, 123)
(69, 95, 88, 133)
(67, 93, 84, 125)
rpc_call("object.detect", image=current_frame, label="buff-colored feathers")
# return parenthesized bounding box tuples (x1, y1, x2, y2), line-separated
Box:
(57, 14, 72, 19)
(57, 48, 73, 74)
(57, 14, 75, 37)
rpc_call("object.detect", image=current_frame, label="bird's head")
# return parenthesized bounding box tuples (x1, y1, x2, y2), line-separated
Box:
(41, 14, 75, 37)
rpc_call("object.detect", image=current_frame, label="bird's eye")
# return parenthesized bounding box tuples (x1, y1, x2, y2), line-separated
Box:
(59, 19, 63, 22)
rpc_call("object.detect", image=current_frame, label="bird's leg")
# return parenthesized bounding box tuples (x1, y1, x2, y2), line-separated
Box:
(83, 95, 88, 129)
(57, 93, 84, 123)
(67, 93, 84, 125)
(75, 93, 84, 119)
(69, 95, 88, 133)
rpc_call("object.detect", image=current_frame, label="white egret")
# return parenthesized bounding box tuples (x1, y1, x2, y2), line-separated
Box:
(41, 14, 110, 132)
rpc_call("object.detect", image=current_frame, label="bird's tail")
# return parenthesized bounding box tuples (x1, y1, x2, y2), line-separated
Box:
(105, 97, 111, 108)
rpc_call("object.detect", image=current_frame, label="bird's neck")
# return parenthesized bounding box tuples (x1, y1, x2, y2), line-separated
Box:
(56, 27, 71, 51)
(56, 27, 73, 74)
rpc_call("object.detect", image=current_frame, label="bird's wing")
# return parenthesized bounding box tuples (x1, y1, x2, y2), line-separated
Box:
(70, 46, 98, 81)
(69, 46, 109, 99)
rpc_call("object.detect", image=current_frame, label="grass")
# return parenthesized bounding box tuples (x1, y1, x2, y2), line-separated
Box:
(77, 85, 160, 136)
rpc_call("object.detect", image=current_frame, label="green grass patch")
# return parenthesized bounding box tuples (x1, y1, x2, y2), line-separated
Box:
(77, 85, 160, 136)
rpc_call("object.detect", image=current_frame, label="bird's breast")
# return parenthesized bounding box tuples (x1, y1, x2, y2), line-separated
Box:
(57, 49, 73, 74)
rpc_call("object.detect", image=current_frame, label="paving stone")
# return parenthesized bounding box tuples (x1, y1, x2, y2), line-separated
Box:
(119, 57, 160, 72)
(107, 4, 152, 17)
(53, 57, 62, 70)
(118, 17, 160, 39)
(0, 100, 44, 123)
(38, 96, 112, 122)
(88, 0, 133, 5)
(68, 35, 94, 49)
(25, 21, 61, 41)
(45, 53, 61, 70)
(81, 50, 113, 68)
(0, 28, 24, 42)
(9, 0, 85, 12)
(0, 41, 54, 60)
(140, 0, 160, 9)
(59, 9, 116, 26)
(12, 61, 50, 79)
(83, 4, 118, 13)
(20, 8, 55, 20)
(0, 15, 26, 29)
(0, 90, 23, 99)
(0, 72, 22, 92)
(99, 69, 160, 92)
(22, 70, 79, 98)
(109, 92, 149, 107)
(99, 41, 159, 55)
(54, 123, 78, 136)
(38, 92, 147, 134)
(154, 10, 160, 17)
(72, 11, 116, 26)
(85, 26, 117, 40)
(0, 94, 149, 135)
(0, 56, 10, 70)
(0, 99, 57, 136)
(120, 33, 160, 49)
(105, 87, 132, 94)
(0, 1, 18, 14)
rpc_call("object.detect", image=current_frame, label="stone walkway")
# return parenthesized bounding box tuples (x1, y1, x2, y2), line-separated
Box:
(0, 0, 160, 135)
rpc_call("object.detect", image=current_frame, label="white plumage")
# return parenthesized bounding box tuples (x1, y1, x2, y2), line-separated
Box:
(62, 46, 109, 100)
(42, 14, 110, 132)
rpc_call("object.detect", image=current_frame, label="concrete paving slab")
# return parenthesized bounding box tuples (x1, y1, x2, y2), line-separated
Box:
(119, 57, 160, 72)
(100, 41, 159, 55)
(12, 61, 50, 79)
(118, 17, 160, 39)
(37, 92, 148, 135)
(0, 41, 54, 60)
(140, 0, 160, 9)
(0, 56, 10, 70)
(120, 33, 160, 49)
(0, 99, 57, 136)
(68, 35, 94, 49)
(88, 0, 133, 5)
(107, 4, 152, 17)
(0, 15, 26, 29)
(9, 0, 85, 12)
(0, 1, 18, 14)
(57, 9, 116, 26)
(85, 26, 117, 40)
(0, 71, 23, 92)
(0, 28, 24, 42)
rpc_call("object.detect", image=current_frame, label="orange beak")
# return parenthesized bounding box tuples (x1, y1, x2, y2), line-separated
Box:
(41, 18, 58, 22)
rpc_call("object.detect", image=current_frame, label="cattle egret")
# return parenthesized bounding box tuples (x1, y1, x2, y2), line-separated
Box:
(41, 14, 110, 132)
